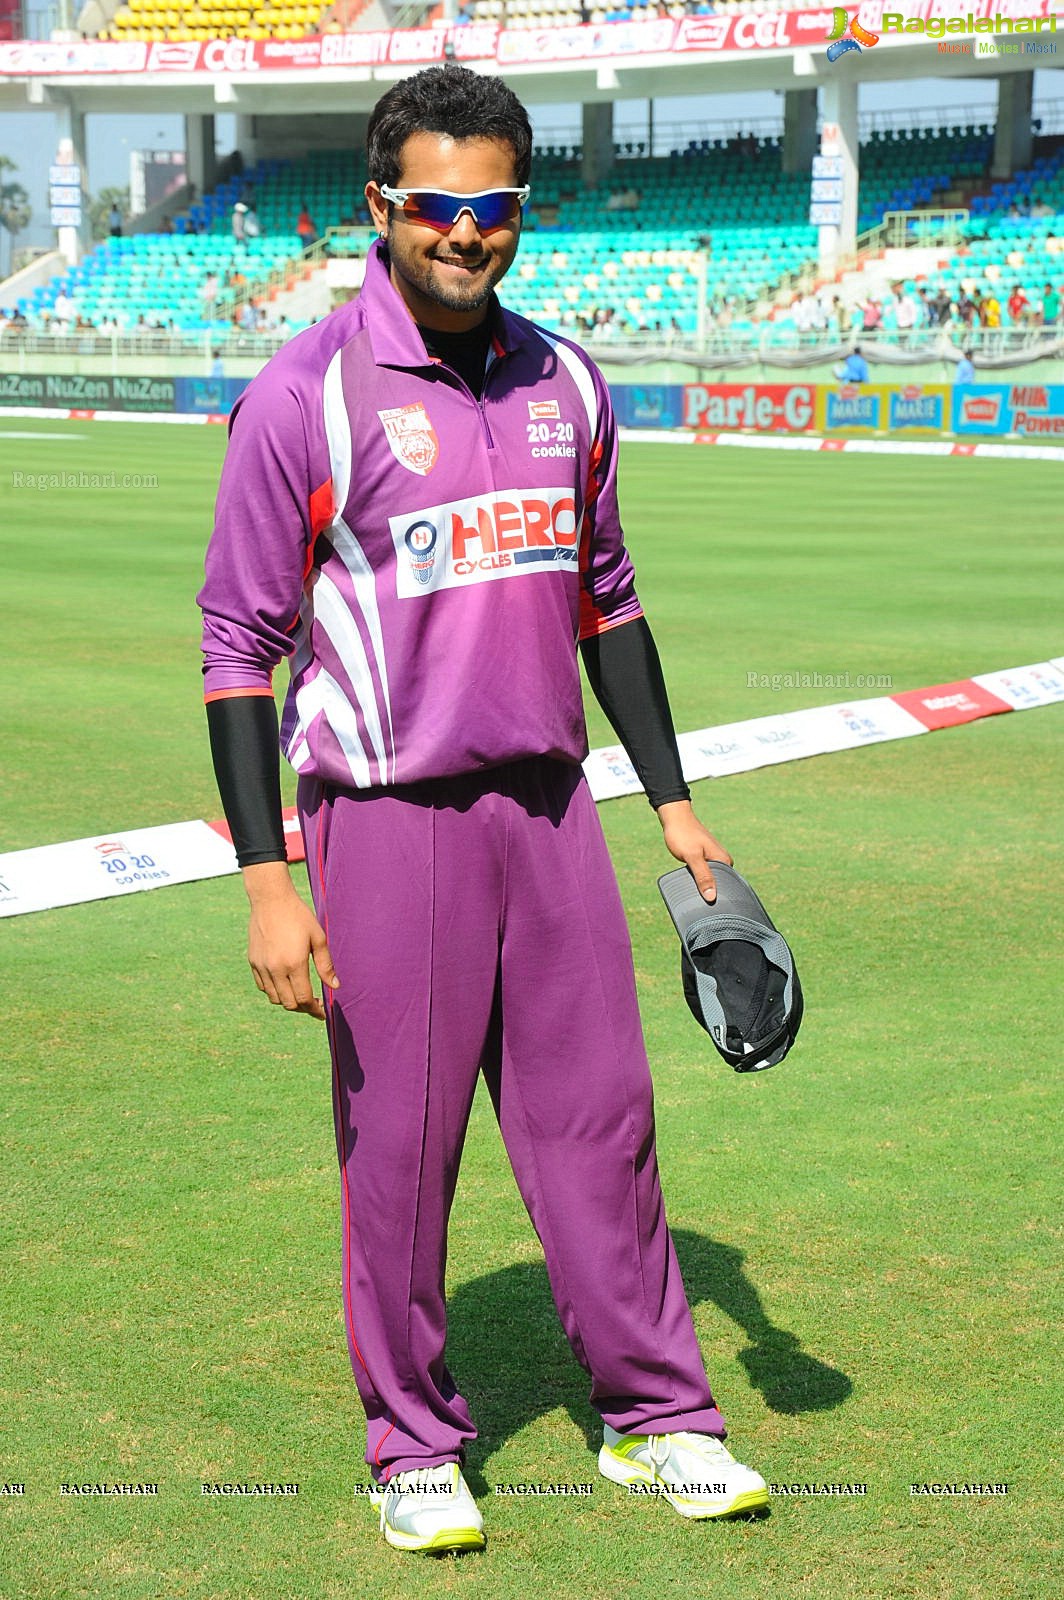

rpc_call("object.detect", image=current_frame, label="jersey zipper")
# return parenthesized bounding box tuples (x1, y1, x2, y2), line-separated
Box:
(435, 351, 501, 451)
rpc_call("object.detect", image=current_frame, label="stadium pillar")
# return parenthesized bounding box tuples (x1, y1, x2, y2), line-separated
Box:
(991, 73, 1033, 180)
(581, 102, 615, 188)
(817, 75, 858, 279)
(185, 115, 218, 200)
(52, 96, 89, 267)
(235, 114, 259, 167)
(783, 89, 817, 175)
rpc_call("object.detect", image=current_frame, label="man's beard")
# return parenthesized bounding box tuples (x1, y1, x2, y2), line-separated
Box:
(390, 238, 507, 315)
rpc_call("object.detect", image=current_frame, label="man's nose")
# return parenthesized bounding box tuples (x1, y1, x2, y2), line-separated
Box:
(447, 210, 483, 250)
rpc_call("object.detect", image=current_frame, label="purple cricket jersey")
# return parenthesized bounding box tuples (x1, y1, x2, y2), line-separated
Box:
(198, 238, 644, 790)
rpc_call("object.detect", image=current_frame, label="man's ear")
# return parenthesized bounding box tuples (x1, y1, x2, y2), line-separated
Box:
(365, 181, 389, 236)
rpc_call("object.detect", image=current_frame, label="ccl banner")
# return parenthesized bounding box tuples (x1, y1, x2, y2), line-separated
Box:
(818, 384, 950, 435)
(952, 383, 1064, 438)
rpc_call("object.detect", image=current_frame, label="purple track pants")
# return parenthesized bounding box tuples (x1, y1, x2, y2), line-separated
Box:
(298, 756, 725, 1482)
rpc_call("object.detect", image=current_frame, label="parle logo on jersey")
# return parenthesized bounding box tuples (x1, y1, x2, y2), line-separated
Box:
(390, 488, 579, 598)
(378, 402, 439, 476)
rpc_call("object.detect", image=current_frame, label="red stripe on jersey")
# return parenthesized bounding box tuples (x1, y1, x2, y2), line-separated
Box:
(584, 438, 605, 508)
(285, 476, 336, 635)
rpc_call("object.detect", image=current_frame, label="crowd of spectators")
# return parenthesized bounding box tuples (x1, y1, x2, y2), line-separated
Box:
(782, 272, 1063, 347)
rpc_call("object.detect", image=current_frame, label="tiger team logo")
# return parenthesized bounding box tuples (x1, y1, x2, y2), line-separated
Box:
(377, 402, 440, 476)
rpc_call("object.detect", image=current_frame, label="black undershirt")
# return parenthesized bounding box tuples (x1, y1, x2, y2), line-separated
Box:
(417, 317, 494, 398)
(205, 322, 690, 866)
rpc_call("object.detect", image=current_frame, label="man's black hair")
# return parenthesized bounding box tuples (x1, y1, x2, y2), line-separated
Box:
(366, 65, 533, 188)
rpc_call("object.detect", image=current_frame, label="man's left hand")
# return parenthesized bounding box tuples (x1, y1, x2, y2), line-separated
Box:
(655, 799, 733, 902)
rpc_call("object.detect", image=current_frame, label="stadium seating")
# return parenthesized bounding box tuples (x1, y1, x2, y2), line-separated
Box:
(17, 125, 1062, 343)
(858, 125, 994, 230)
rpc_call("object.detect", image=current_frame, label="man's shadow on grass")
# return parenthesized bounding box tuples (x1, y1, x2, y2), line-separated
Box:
(446, 1228, 852, 1492)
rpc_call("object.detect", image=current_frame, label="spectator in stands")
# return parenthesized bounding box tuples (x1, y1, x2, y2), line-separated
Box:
(980, 291, 1001, 331)
(1041, 282, 1060, 328)
(232, 201, 247, 245)
(956, 288, 976, 328)
(1006, 283, 1030, 327)
(244, 206, 263, 240)
(891, 281, 917, 344)
(931, 285, 952, 327)
(238, 299, 257, 332)
(54, 289, 76, 327)
(954, 349, 975, 383)
(834, 346, 869, 384)
(201, 272, 220, 316)
(859, 297, 882, 333)
(108, 202, 123, 239)
(160, 214, 174, 235)
(454, 0, 473, 21)
(1031, 197, 1054, 220)
(296, 205, 319, 251)
(227, 266, 247, 291)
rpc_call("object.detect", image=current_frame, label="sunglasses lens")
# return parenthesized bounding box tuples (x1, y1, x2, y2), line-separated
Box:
(402, 191, 521, 231)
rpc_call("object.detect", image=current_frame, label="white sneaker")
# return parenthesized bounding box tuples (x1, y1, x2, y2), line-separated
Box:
(599, 1424, 770, 1519)
(369, 1461, 486, 1552)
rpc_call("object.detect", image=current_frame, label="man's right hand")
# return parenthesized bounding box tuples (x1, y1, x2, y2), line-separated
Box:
(242, 861, 339, 1021)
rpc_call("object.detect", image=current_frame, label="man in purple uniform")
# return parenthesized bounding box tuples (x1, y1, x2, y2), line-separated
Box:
(198, 65, 769, 1552)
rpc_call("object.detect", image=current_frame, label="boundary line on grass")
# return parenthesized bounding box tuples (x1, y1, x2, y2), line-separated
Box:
(2, 409, 1063, 461)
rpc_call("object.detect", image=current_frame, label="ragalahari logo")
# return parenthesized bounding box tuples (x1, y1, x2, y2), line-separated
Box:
(826, 7, 879, 60)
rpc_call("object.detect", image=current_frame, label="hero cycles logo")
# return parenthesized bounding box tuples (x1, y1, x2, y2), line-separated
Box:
(390, 488, 579, 598)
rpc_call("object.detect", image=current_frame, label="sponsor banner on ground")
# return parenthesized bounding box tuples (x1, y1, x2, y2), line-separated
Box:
(1002, 383, 1064, 439)
(682, 383, 816, 433)
(892, 678, 1013, 731)
(951, 385, 1013, 436)
(206, 805, 306, 863)
(174, 376, 248, 415)
(0, 372, 177, 412)
(0, 820, 238, 919)
(970, 660, 1064, 709)
(609, 385, 684, 430)
(818, 384, 951, 435)
(952, 383, 1064, 437)
(1, 665, 1057, 913)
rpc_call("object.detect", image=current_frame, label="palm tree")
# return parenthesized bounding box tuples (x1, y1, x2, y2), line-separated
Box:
(1, 155, 32, 281)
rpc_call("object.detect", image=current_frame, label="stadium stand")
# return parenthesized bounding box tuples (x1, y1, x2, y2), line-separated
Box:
(12, 126, 1063, 350)
(81, 0, 795, 43)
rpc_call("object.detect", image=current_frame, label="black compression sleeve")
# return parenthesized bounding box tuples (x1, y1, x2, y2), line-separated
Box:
(579, 615, 691, 810)
(205, 694, 288, 867)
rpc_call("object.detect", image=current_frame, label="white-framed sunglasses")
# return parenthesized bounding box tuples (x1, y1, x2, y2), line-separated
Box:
(379, 185, 531, 234)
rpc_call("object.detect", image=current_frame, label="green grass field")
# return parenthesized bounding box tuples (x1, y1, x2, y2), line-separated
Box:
(1, 418, 1061, 1600)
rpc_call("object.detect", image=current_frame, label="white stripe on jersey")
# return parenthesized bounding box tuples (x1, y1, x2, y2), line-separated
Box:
(311, 565, 390, 778)
(538, 330, 599, 440)
(322, 350, 397, 783)
(534, 330, 597, 547)
(295, 666, 372, 788)
(330, 516, 396, 782)
(323, 351, 353, 509)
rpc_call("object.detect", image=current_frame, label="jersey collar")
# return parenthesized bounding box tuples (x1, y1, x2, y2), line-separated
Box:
(360, 237, 531, 370)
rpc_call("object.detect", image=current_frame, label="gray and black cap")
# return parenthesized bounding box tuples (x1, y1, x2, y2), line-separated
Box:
(658, 863, 803, 1072)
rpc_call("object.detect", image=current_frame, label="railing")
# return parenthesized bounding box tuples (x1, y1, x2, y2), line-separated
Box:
(3, 322, 1060, 373)
(828, 209, 970, 283)
(217, 224, 375, 322)
(536, 104, 1064, 162)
